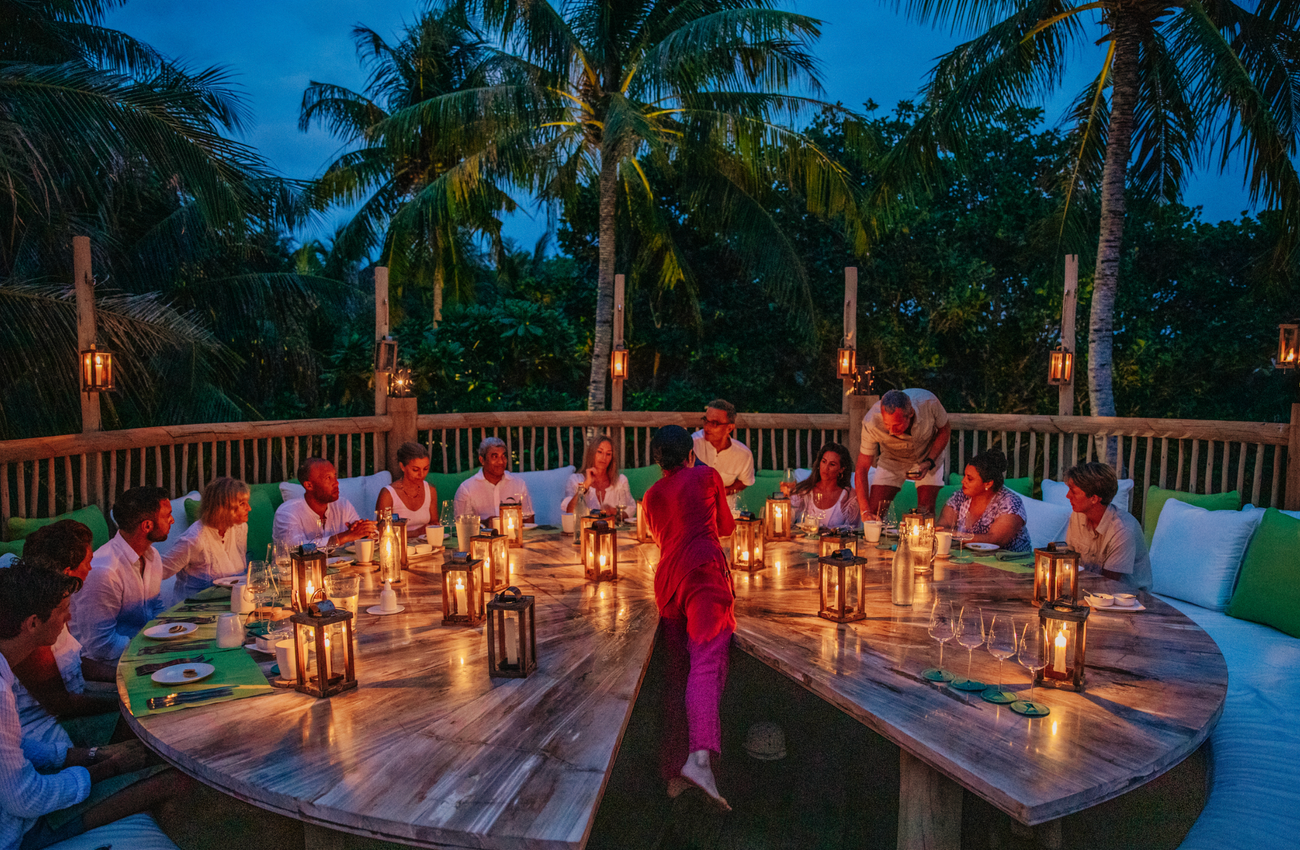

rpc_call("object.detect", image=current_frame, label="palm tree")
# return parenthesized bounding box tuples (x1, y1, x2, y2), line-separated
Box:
(889, 0, 1300, 425)
(396, 0, 872, 410)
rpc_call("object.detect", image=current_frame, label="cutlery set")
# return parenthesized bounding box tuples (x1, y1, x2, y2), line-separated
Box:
(146, 686, 234, 710)
(135, 655, 210, 676)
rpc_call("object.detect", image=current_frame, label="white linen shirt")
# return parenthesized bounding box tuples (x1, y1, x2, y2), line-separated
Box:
(272, 498, 360, 549)
(691, 431, 755, 488)
(0, 653, 90, 850)
(453, 470, 533, 521)
(561, 473, 636, 518)
(1066, 504, 1152, 591)
(859, 388, 950, 476)
(790, 488, 860, 530)
(162, 520, 248, 600)
(71, 533, 165, 663)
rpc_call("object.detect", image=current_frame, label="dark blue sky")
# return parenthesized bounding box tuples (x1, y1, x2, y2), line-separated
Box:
(106, 0, 1259, 247)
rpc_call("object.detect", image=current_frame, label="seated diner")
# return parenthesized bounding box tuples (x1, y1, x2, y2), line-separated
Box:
(162, 477, 250, 600)
(562, 435, 635, 519)
(779, 443, 859, 529)
(453, 437, 534, 523)
(1064, 461, 1152, 590)
(938, 448, 1030, 551)
(375, 441, 438, 536)
(272, 458, 375, 550)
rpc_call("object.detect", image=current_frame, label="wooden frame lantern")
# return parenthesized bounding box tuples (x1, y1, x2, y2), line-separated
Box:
(373, 336, 398, 373)
(290, 545, 328, 611)
(79, 345, 115, 393)
(1278, 322, 1299, 371)
(583, 520, 618, 582)
(731, 511, 764, 572)
(1048, 345, 1074, 385)
(499, 499, 524, 548)
(819, 528, 858, 558)
(836, 346, 856, 380)
(441, 551, 485, 625)
(1032, 542, 1081, 605)
(486, 586, 537, 679)
(610, 343, 629, 379)
(818, 548, 868, 623)
(578, 510, 603, 561)
(387, 366, 413, 397)
(764, 493, 793, 541)
(1037, 600, 1089, 692)
(471, 528, 510, 593)
(290, 600, 357, 698)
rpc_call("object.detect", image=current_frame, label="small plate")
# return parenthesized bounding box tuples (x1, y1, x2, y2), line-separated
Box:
(327, 557, 354, 567)
(151, 662, 215, 684)
(523, 523, 538, 530)
(212, 577, 242, 588)
(1088, 597, 1146, 612)
(965, 542, 999, 553)
(143, 622, 199, 640)
(367, 604, 405, 615)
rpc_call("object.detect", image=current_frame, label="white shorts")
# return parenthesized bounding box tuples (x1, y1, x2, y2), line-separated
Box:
(870, 456, 947, 490)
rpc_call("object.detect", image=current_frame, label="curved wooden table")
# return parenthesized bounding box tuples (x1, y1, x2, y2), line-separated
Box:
(120, 534, 1226, 850)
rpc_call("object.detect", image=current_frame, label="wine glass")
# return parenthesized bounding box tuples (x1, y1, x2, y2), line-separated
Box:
(982, 614, 1018, 704)
(1013, 621, 1050, 717)
(247, 560, 273, 621)
(951, 530, 974, 564)
(922, 600, 956, 682)
(882, 500, 898, 533)
(951, 606, 986, 691)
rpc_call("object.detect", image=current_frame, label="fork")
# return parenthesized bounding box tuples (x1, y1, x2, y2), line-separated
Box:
(146, 687, 233, 710)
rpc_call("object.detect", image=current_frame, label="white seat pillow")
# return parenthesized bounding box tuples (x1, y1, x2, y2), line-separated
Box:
(1041, 477, 1134, 513)
(279, 471, 392, 517)
(1150, 498, 1262, 611)
(1242, 503, 1300, 520)
(1019, 495, 1072, 548)
(514, 466, 577, 527)
(46, 813, 179, 850)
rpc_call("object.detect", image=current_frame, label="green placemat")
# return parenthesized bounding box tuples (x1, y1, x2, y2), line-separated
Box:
(124, 646, 272, 717)
(186, 585, 231, 603)
(964, 553, 1034, 574)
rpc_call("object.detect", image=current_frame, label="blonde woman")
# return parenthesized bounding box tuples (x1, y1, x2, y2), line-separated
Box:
(162, 476, 251, 598)
(562, 436, 635, 519)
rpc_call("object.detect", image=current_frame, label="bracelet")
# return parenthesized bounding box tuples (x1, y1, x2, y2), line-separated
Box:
(87, 747, 99, 764)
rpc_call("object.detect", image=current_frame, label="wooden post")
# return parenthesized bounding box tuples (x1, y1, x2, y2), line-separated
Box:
(897, 750, 962, 850)
(847, 394, 877, 461)
(1059, 255, 1077, 418)
(386, 396, 419, 476)
(611, 274, 625, 467)
(842, 267, 858, 415)
(1287, 403, 1300, 511)
(74, 237, 100, 434)
(374, 267, 390, 467)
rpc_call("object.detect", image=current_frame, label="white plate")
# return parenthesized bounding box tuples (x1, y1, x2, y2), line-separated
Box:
(327, 557, 354, 567)
(965, 542, 999, 553)
(143, 622, 199, 640)
(212, 577, 242, 588)
(523, 523, 538, 530)
(151, 662, 215, 684)
(1087, 597, 1146, 613)
(367, 604, 405, 615)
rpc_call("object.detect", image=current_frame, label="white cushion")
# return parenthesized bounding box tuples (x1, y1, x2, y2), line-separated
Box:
(1019, 495, 1072, 549)
(279, 471, 392, 517)
(1150, 498, 1262, 611)
(514, 466, 576, 527)
(1242, 503, 1300, 520)
(795, 468, 811, 482)
(46, 813, 178, 850)
(154, 490, 201, 561)
(1041, 477, 1134, 513)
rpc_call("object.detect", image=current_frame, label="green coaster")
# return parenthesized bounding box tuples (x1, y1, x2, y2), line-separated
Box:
(921, 668, 955, 682)
(1010, 700, 1050, 717)
(981, 688, 1017, 704)
(949, 677, 986, 692)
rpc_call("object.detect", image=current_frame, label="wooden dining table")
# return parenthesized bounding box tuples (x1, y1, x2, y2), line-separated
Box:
(118, 531, 1227, 850)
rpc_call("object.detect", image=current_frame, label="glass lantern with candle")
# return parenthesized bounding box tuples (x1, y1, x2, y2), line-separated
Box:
(1278, 322, 1299, 370)
(377, 516, 401, 586)
(1048, 345, 1074, 385)
(499, 499, 525, 548)
(471, 528, 510, 593)
(901, 509, 935, 574)
(290, 600, 357, 698)
(610, 343, 629, 379)
(441, 552, 485, 625)
(818, 548, 867, 623)
(583, 520, 618, 582)
(577, 509, 603, 559)
(290, 545, 327, 611)
(1032, 543, 1081, 605)
(486, 586, 537, 678)
(79, 345, 115, 392)
(1036, 600, 1089, 692)
(836, 346, 856, 380)
(819, 527, 858, 558)
(764, 493, 793, 541)
(731, 511, 764, 572)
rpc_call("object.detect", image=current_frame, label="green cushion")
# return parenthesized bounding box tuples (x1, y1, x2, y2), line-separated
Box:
(738, 483, 782, 516)
(0, 539, 23, 558)
(7, 505, 110, 550)
(426, 468, 478, 504)
(947, 473, 1032, 498)
(184, 498, 202, 524)
(1226, 508, 1300, 637)
(622, 465, 662, 502)
(249, 481, 284, 511)
(1143, 487, 1240, 549)
(937, 483, 960, 513)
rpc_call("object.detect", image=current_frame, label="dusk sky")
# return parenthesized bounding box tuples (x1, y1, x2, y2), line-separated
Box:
(106, 0, 1259, 247)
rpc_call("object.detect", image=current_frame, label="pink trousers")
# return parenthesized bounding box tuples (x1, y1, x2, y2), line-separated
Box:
(658, 616, 733, 781)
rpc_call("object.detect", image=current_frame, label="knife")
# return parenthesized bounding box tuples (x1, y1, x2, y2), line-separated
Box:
(135, 641, 213, 656)
(155, 616, 215, 625)
(147, 687, 233, 710)
(135, 655, 208, 676)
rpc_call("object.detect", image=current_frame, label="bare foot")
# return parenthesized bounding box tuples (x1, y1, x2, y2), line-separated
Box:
(680, 749, 730, 812)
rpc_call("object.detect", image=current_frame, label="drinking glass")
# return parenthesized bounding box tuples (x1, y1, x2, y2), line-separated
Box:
(324, 573, 361, 617)
(882, 501, 898, 534)
(951, 605, 986, 691)
(1013, 620, 1050, 716)
(247, 560, 273, 612)
(950, 531, 974, 564)
(922, 600, 956, 682)
(441, 500, 455, 527)
(982, 614, 1018, 704)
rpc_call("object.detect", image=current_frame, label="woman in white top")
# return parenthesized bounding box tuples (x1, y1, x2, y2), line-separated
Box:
(780, 443, 860, 530)
(376, 441, 438, 537)
(562, 436, 636, 519)
(163, 477, 250, 600)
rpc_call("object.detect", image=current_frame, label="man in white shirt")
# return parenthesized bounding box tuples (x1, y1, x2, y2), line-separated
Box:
(454, 438, 534, 522)
(691, 399, 754, 496)
(272, 458, 376, 550)
(855, 388, 951, 518)
(70, 487, 173, 664)
(1064, 463, 1152, 591)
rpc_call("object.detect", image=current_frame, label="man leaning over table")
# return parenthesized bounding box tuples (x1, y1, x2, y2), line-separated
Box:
(453, 437, 535, 523)
(691, 399, 754, 497)
(272, 458, 376, 550)
(854, 388, 951, 519)
(1064, 462, 1152, 591)
(70, 487, 172, 664)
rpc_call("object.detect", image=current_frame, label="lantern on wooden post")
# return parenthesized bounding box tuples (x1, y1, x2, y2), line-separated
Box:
(731, 511, 764, 572)
(1032, 543, 1081, 605)
(635, 502, 652, 543)
(1048, 345, 1074, 386)
(818, 548, 868, 623)
(1037, 600, 1089, 692)
(387, 366, 413, 398)
(819, 528, 858, 558)
(499, 499, 524, 548)
(290, 546, 327, 611)
(486, 587, 537, 679)
(1277, 322, 1299, 370)
(610, 343, 629, 379)
(583, 520, 618, 582)
(290, 600, 357, 698)
(79, 345, 114, 393)
(471, 528, 510, 593)
(836, 346, 856, 380)
(373, 336, 398, 373)
(441, 551, 485, 625)
(764, 493, 793, 541)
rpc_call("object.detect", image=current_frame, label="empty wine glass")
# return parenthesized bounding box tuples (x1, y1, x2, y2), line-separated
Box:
(951, 605, 987, 691)
(951, 530, 974, 564)
(247, 559, 273, 615)
(1013, 621, 1050, 717)
(982, 614, 1018, 704)
(922, 600, 956, 682)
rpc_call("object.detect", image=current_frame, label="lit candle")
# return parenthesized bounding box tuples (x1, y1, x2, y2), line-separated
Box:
(505, 617, 519, 666)
(454, 578, 467, 615)
(323, 631, 332, 680)
(306, 580, 315, 599)
(740, 550, 749, 565)
(1054, 627, 1067, 673)
(599, 554, 607, 578)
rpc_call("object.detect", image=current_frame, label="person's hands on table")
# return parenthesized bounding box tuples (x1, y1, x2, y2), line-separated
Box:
(335, 519, 377, 545)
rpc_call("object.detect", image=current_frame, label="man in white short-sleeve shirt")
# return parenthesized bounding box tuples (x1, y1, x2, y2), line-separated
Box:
(854, 388, 951, 518)
(453, 438, 534, 522)
(1064, 462, 1152, 591)
(272, 458, 376, 550)
(691, 399, 754, 496)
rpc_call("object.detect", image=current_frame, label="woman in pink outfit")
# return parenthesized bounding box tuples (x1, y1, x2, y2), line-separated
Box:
(642, 425, 736, 810)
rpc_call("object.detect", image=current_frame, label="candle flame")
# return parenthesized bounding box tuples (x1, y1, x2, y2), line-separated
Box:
(456, 578, 464, 590)
(599, 554, 607, 567)
(1055, 628, 1068, 648)
(306, 581, 314, 596)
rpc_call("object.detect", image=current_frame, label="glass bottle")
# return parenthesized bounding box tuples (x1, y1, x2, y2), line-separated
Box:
(892, 530, 915, 607)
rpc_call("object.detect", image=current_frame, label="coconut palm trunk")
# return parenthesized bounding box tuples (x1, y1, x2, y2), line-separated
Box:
(588, 144, 619, 411)
(433, 263, 444, 328)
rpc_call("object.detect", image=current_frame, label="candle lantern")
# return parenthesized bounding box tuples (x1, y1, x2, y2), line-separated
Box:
(387, 366, 413, 397)
(499, 499, 524, 548)
(486, 586, 537, 679)
(373, 336, 398, 373)
(635, 501, 653, 543)
(1047, 345, 1074, 385)
(471, 528, 510, 593)
(583, 520, 618, 582)
(901, 510, 935, 574)
(764, 493, 793, 541)
(392, 516, 409, 569)
(610, 343, 629, 379)
(578, 510, 603, 562)
(290, 600, 357, 698)
(1032, 542, 1081, 605)
(731, 511, 764, 572)
(819, 527, 858, 558)
(79, 345, 115, 393)
(836, 346, 856, 380)
(290, 545, 328, 611)
(818, 548, 868, 623)
(441, 551, 485, 625)
(1036, 600, 1089, 692)
(1278, 322, 1299, 370)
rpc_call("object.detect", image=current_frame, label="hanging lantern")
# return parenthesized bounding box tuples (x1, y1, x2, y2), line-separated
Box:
(441, 551, 485, 626)
(610, 343, 629, 379)
(290, 545, 327, 612)
(290, 600, 357, 698)
(836, 346, 856, 380)
(79, 345, 114, 393)
(818, 548, 868, 624)
(373, 336, 398, 373)
(1032, 542, 1081, 605)
(387, 366, 413, 398)
(1037, 600, 1089, 692)
(499, 499, 524, 548)
(583, 520, 618, 582)
(731, 511, 764, 572)
(486, 586, 537, 679)
(1048, 345, 1074, 386)
(764, 493, 793, 541)
(471, 528, 510, 593)
(635, 502, 653, 543)
(1278, 322, 1299, 370)
(819, 528, 858, 558)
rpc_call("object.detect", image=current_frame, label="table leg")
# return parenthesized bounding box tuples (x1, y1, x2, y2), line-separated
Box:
(898, 750, 963, 850)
